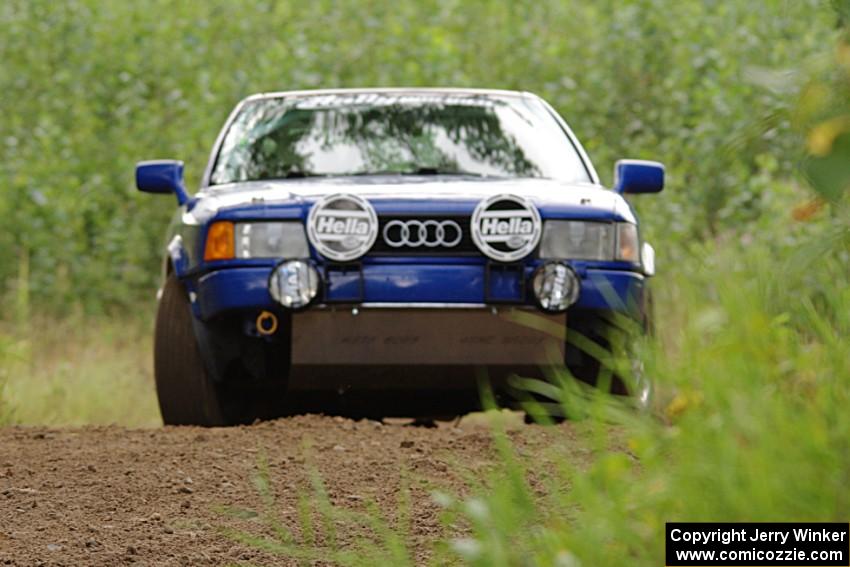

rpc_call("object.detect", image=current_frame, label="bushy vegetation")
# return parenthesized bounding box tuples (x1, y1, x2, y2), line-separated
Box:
(0, 0, 835, 312)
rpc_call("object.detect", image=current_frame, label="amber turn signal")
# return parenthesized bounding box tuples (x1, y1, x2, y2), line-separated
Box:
(204, 221, 235, 261)
(616, 223, 640, 263)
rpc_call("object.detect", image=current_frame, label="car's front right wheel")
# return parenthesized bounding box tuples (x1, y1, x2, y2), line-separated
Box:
(155, 274, 292, 426)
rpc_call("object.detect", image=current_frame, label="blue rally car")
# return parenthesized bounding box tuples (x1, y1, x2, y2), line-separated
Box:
(137, 88, 664, 426)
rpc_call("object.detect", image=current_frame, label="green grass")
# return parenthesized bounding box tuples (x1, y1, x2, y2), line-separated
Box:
(0, 315, 160, 427)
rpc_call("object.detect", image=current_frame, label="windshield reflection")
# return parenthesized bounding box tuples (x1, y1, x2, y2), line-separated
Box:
(210, 93, 590, 185)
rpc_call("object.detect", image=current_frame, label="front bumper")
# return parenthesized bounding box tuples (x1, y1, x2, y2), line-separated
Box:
(192, 261, 646, 320)
(186, 262, 647, 404)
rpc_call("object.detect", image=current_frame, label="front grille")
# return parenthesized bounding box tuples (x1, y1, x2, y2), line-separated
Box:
(369, 215, 479, 256)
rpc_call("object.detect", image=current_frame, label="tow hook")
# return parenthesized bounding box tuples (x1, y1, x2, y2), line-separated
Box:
(256, 310, 278, 336)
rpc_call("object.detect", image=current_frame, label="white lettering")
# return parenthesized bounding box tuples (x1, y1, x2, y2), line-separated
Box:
(481, 218, 499, 235)
(317, 215, 335, 233)
(480, 216, 534, 236)
(316, 215, 368, 235)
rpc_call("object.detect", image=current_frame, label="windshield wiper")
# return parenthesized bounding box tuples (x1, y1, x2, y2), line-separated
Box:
(347, 168, 496, 177)
(409, 166, 462, 175)
(263, 171, 330, 180)
(263, 169, 505, 179)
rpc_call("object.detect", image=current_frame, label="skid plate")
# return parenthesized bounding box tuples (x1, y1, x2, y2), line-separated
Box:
(291, 307, 564, 366)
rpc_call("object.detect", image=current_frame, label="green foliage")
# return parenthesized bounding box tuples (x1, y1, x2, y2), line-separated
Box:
(0, 0, 836, 312)
(796, 22, 850, 204)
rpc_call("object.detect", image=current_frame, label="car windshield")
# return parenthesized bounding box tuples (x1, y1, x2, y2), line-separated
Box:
(209, 92, 592, 185)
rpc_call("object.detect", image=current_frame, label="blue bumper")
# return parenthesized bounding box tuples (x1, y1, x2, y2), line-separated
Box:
(192, 261, 645, 320)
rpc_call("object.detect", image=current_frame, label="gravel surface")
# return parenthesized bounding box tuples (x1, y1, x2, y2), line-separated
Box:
(0, 414, 584, 566)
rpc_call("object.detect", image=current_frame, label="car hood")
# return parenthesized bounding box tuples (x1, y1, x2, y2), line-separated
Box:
(187, 175, 636, 224)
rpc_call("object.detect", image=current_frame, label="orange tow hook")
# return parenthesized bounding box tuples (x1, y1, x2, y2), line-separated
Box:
(256, 310, 278, 336)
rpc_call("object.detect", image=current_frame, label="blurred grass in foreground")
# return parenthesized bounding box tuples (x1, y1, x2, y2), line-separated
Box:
(0, 315, 159, 427)
(219, 205, 849, 566)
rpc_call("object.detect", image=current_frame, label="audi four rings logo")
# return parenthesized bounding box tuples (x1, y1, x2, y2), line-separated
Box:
(471, 194, 542, 262)
(383, 219, 463, 248)
(307, 193, 378, 262)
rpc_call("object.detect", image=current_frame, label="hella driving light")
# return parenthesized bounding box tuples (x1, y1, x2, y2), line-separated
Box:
(268, 260, 320, 309)
(539, 221, 615, 261)
(235, 222, 310, 259)
(532, 262, 580, 312)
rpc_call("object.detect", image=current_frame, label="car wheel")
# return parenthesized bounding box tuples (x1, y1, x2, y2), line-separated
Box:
(154, 274, 230, 426)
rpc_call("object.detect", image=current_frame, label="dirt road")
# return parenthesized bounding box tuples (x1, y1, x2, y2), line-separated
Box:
(0, 415, 583, 566)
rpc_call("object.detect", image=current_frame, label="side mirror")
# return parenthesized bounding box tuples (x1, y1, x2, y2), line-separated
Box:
(136, 160, 189, 205)
(613, 159, 664, 194)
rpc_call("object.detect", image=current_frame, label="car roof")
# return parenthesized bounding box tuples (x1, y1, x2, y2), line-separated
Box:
(243, 87, 537, 102)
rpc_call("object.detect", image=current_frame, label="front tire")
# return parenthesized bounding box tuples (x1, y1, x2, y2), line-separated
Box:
(154, 274, 229, 426)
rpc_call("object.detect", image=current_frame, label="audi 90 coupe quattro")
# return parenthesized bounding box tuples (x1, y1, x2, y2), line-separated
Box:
(137, 88, 664, 426)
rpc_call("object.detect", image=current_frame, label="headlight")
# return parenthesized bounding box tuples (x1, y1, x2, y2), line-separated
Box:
(539, 221, 640, 263)
(532, 262, 580, 312)
(235, 222, 309, 259)
(268, 260, 320, 309)
(539, 221, 615, 260)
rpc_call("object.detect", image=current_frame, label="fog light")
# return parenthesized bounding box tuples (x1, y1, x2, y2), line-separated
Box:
(268, 260, 320, 309)
(532, 262, 579, 312)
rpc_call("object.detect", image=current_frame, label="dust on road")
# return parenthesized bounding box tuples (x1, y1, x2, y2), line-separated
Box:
(0, 414, 586, 566)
